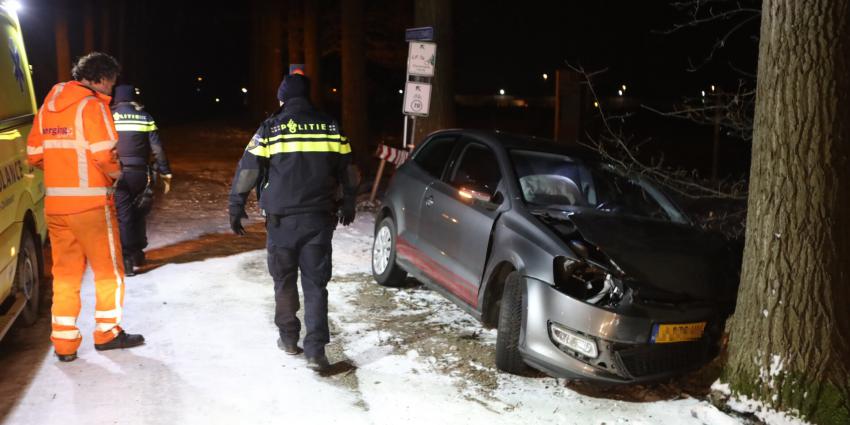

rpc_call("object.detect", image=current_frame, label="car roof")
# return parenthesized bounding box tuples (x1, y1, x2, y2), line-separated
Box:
(430, 129, 601, 161)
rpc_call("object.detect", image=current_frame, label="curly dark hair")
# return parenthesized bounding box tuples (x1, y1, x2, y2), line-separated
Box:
(71, 52, 121, 83)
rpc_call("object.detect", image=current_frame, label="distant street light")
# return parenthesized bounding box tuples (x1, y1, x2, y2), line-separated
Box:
(215, 98, 220, 103)
(241, 87, 248, 93)
(197, 76, 203, 82)
(621, 84, 627, 91)
(593, 101, 599, 108)
(398, 89, 403, 94)
(331, 88, 338, 93)
(134, 88, 141, 95)
(701, 90, 706, 97)
(711, 85, 716, 92)
(618, 89, 623, 96)
(542, 73, 548, 81)
(499, 89, 505, 95)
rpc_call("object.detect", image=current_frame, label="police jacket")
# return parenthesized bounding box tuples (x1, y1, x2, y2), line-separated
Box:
(111, 102, 171, 174)
(229, 97, 358, 217)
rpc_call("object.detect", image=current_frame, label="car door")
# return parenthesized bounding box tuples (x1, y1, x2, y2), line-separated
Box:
(392, 134, 458, 248)
(417, 140, 504, 308)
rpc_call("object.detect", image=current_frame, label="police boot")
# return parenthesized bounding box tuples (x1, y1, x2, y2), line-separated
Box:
(306, 353, 330, 372)
(95, 330, 145, 351)
(277, 337, 302, 355)
(123, 256, 136, 277)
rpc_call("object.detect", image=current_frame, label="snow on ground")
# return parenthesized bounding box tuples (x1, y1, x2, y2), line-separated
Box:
(0, 214, 748, 425)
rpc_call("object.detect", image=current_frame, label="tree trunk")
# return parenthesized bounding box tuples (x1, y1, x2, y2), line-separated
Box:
(723, 1, 850, 424)
(99, 0, 111, 52)
(249, 0, 284, 120)
(412, 0, 454, 145)
(83, 0, 95, 54)
(341, 0, 370, 165)
(303, 0, 322, 108)
(287, 0, 304, 68)
(54, 0, 72, 83)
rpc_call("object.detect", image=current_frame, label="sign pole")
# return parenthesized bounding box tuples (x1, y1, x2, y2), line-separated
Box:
(410, 116, 417, 148)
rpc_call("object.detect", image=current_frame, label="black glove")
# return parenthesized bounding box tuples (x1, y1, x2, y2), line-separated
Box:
(338, 201, 356, 226)
(230, 209, 248, 235)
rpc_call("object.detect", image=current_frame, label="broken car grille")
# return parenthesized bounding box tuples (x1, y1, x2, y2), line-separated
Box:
(615, 342, 710, 379)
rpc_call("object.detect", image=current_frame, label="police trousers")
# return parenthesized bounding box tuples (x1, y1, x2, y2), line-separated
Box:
(114, 169, 149, 258)
(266, 212, 335, 358)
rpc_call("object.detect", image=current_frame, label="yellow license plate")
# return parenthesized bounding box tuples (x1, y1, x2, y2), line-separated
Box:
(652, 322, 706, 343)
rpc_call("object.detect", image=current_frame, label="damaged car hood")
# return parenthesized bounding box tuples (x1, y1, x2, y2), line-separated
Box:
(561, 212, 737, 306)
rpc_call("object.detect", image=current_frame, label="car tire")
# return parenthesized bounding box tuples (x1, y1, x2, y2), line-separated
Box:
(16, 227, 41, 326)
(372, 216, 408, 287)
(495, 271, 528, 374)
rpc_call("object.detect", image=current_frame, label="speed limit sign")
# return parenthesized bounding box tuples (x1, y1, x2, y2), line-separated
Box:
(403, 81, 431, 116)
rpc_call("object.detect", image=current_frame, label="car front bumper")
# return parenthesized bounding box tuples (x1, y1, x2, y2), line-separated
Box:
(519, 276, 722, 383)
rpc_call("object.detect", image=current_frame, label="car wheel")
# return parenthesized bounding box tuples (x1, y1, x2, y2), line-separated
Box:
(16, 227, 41, 326)
(495, 271, 527, 374)
(372, 216, 407, 287)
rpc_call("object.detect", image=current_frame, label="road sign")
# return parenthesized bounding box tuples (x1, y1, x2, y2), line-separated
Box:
(405, 26, 434, 41)
(407, 41, 437, 77)
(403, 81, 431, 116)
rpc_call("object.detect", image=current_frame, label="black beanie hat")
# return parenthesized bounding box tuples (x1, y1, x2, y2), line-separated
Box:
(113, 84, 135, 103)
(277, 74, 310, 102)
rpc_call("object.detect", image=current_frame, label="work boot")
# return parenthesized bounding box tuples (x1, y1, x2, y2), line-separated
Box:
(132, 250, 146, 266)
(94, 330, 145, 351)
(306, 353, 330, 372)
(55, 352, 77, 362)
(277, 337, 302, 355)
(123, 256, 136, 277)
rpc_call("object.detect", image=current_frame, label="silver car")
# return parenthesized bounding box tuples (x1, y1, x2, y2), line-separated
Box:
(371, 129, 739, 382)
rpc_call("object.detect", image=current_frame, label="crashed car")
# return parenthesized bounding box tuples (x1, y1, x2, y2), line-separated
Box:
(371, 129, 740, 382)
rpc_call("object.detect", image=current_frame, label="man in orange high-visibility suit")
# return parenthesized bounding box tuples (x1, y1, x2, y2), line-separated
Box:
(27, 52, 145, 362)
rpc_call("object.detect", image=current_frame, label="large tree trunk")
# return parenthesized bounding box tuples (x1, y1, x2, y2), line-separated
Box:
(54, 0, 72, 82)
(249, 0, 284, 120)
(341, 0, 370, 165)
(287, 0, 304, 68)
(303, 0, 322, 108)
(99, 0, 111, 52)
(412, 0, 454, 145)
(723, 1, 850, 424)
(83, 0, 95, 53)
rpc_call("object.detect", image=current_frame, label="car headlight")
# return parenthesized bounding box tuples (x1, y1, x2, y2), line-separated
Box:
(549, 322, 598, 358)
(553, 256, 625, 306)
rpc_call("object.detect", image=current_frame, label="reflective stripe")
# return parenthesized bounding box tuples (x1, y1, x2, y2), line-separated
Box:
(103, 205, 124, 324)
(90, 140, 117, 153)
(98, 102, 117, 141)
(47, 83, 66, 112)
(96, 322, 118, 332)
(43, 139, 85, 149)
(113, 120, 153, 125)
(52, 315, 77, 326)
(46, 187, 112, 196)
(115, 123, 157, 132)
(27, 146, 43, 155)
(51, 329, 81, 340)
(248, 140, 352, 157)
(266, 133, 344, 143)
(94, 309, 121, 319)
(75, 97, 95, 187)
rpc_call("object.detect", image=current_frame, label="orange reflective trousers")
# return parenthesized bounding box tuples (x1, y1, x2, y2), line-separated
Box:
(48, 204, 125, 355)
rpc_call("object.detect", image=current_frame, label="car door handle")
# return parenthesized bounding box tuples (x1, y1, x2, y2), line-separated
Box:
(424, 195, 435, 207)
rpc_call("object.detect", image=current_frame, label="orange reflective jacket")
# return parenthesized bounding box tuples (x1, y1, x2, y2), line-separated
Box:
(27, 81, 121, 215)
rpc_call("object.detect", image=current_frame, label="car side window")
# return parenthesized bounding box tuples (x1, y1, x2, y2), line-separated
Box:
(413, 136, 457, 179)
(449, 143, 501, 196)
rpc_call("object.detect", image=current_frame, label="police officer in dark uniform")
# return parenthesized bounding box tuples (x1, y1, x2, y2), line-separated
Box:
(111, 85, 172, 275)
(229, 74, 358, 371)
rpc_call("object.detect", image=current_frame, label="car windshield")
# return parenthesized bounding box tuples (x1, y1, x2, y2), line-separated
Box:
(510, 150, 688, 223)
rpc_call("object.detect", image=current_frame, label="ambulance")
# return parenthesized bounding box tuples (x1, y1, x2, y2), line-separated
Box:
(0, 1, 47, 340)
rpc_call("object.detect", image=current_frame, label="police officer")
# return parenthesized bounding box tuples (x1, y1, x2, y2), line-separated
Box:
(111, 84, 172, 275)
(229, 74, 358, 371)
